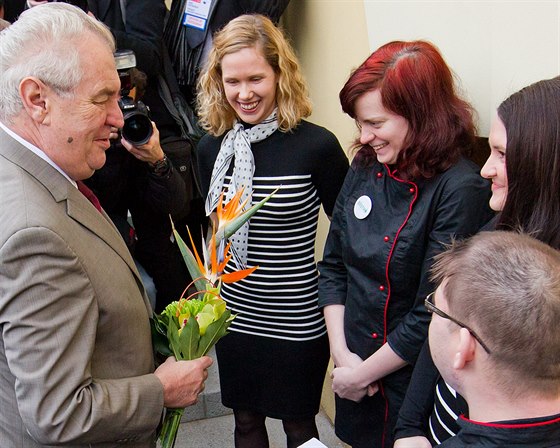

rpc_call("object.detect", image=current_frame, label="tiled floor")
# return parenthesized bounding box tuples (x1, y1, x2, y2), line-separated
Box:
(174, 409, 345, 448)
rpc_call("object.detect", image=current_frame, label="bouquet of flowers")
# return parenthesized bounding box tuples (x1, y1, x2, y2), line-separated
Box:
(151, 189, 275, 448)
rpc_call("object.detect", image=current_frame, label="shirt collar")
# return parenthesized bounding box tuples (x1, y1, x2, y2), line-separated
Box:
(0, 120, 77, 188)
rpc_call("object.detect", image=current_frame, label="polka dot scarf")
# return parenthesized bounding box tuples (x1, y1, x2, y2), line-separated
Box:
(205, 109, 278, 268)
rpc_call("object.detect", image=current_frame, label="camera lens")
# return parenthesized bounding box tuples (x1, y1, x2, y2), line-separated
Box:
(122, 112, 153, 146)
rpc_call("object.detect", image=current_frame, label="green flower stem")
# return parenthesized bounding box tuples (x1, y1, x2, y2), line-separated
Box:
(158, 407, 184, 448)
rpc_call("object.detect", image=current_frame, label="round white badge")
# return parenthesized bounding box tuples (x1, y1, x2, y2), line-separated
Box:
(354, 195, 372, 219)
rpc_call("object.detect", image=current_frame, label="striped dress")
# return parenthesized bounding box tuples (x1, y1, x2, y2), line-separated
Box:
(221, 173, 329, 341)
(198, 120, 348, 418)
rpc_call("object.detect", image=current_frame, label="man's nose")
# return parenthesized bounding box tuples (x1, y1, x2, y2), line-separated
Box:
(108, 100, 125, 129)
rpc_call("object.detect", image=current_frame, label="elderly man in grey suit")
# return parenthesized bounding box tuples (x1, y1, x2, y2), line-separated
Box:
(0, 4, 212, 447)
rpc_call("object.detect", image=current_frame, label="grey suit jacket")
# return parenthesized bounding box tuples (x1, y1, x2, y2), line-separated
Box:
(0, 128, 164, 447)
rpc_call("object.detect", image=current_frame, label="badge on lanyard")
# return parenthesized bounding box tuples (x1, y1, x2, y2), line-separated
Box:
(183, 0, 213, 30)
(354, 195, 372, 220)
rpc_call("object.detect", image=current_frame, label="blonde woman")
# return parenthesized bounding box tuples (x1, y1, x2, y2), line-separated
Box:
(196, 14, 349, 448)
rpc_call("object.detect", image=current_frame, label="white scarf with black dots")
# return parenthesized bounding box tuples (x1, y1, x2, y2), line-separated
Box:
(205, 109, 278, 268)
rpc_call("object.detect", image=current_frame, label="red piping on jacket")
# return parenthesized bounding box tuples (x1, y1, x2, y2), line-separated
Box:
(459, 414, 560, 429)
(382, 166, 418, 344)
(379, 165, 418, 448)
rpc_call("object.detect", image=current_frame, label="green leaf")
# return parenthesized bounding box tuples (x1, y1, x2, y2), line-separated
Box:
(196, 306, 215, 335)
(177, 316, 200, 361)
(150, 317, 174, 357)
(196, 310, 234, 357)
(166, 317, 182, 360)
(216, 189, 278, 243)
(170, 219, 207, 292)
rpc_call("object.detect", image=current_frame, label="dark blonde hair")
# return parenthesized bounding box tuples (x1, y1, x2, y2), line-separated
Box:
(196, 14, 311, 136)
(431, 231, 560, 397)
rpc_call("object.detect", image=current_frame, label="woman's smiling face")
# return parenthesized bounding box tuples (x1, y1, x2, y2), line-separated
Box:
(354, 89, 410, 165)
(221, 45, 278, 125)
(481, 114, 508, 212)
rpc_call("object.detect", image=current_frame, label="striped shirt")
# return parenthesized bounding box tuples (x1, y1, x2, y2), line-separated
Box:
(429, 379, 468, 445)
(221, 174, 325, 340)
(197, 120, 349, 342)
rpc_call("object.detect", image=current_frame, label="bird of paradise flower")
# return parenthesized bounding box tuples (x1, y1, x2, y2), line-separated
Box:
(151, 188, 276, 448)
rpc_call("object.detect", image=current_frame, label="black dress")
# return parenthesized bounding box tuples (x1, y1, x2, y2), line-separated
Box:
(198, 120, 349, 418)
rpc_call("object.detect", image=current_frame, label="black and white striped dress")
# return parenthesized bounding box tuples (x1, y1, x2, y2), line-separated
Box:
(198, 120, 348, 418)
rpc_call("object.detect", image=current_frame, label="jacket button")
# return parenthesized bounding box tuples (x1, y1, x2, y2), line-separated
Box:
(409, 187, 415, 193)
(371, 332, 379, 339)
(379, 285, 385, 291)
(383, 236, 390, 242)
(377, 172, 383, 178)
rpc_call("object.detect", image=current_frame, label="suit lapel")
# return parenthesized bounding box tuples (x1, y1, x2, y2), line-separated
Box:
(0, 128, 153, 315)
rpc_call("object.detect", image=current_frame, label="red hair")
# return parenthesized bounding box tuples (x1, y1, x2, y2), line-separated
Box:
(340, 41, 475, 179)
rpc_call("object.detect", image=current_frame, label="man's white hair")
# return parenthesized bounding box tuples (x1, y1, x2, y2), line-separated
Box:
(0, 2, 115, 122)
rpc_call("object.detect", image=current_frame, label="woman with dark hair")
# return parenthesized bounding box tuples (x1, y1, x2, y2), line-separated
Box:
(394, 75, 560, 447)
(317, 40, 493, 448)
(491, 76, 560, 246)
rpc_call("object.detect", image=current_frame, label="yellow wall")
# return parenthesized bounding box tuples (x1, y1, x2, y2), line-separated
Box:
(362, 1, 560, 136)
(282, 1, 370, 424)
(282, 1, 369, 258)
(281, 0, 559, 424)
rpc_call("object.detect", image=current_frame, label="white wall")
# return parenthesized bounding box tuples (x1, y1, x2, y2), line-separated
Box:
(363, 0, 560, 135)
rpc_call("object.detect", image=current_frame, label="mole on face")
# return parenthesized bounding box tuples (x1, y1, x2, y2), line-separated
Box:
(67, 137, 74, 144)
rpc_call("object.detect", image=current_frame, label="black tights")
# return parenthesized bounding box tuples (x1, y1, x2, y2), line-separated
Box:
(233, 409, 319, 448)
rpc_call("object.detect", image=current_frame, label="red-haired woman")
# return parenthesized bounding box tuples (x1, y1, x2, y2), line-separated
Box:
(317, 40, 494, 448)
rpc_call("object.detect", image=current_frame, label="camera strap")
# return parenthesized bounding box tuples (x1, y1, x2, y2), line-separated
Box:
(119, 0, 127, 27)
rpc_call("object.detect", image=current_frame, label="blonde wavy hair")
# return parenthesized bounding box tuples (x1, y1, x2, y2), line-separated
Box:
(196, 14, 312, 136)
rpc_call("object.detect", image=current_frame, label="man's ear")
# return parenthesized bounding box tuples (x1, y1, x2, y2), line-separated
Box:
(19, 77, 51, 124)
(453, 327, 476, 370)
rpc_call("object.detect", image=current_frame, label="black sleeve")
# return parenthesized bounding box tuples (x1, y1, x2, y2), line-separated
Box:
(196, 134, 223, 200)
(386, 166, 493, 364)
(394, 340, 439, 440)
(317, 165, 356, 309)
(147, 165, 187, 216)
(311, 130, 349, 217)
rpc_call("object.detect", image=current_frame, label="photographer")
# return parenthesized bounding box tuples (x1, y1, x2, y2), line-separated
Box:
(84, 63, 190, 312)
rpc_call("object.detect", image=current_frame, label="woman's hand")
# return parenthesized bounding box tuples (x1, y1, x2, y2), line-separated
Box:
(334, 349, 363, 369)
(331, 365, 370, 402)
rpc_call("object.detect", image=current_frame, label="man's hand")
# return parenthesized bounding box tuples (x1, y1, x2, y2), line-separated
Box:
(154, 356, 213, 408)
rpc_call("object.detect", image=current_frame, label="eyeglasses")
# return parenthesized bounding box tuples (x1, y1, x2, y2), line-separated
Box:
(425, 292, 491, 354)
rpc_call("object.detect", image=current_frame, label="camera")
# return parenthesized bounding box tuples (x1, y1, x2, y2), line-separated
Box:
(115, 50, 153, 146)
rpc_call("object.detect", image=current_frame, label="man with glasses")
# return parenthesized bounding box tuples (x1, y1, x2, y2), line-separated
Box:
(425, 231, 560, 447)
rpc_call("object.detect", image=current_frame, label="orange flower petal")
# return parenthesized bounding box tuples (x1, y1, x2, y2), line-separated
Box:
(216, 193, 225, 221)
(187, 227, 205, 274)
(210, 227, 218, 276)
(221, 265, 258, 283)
